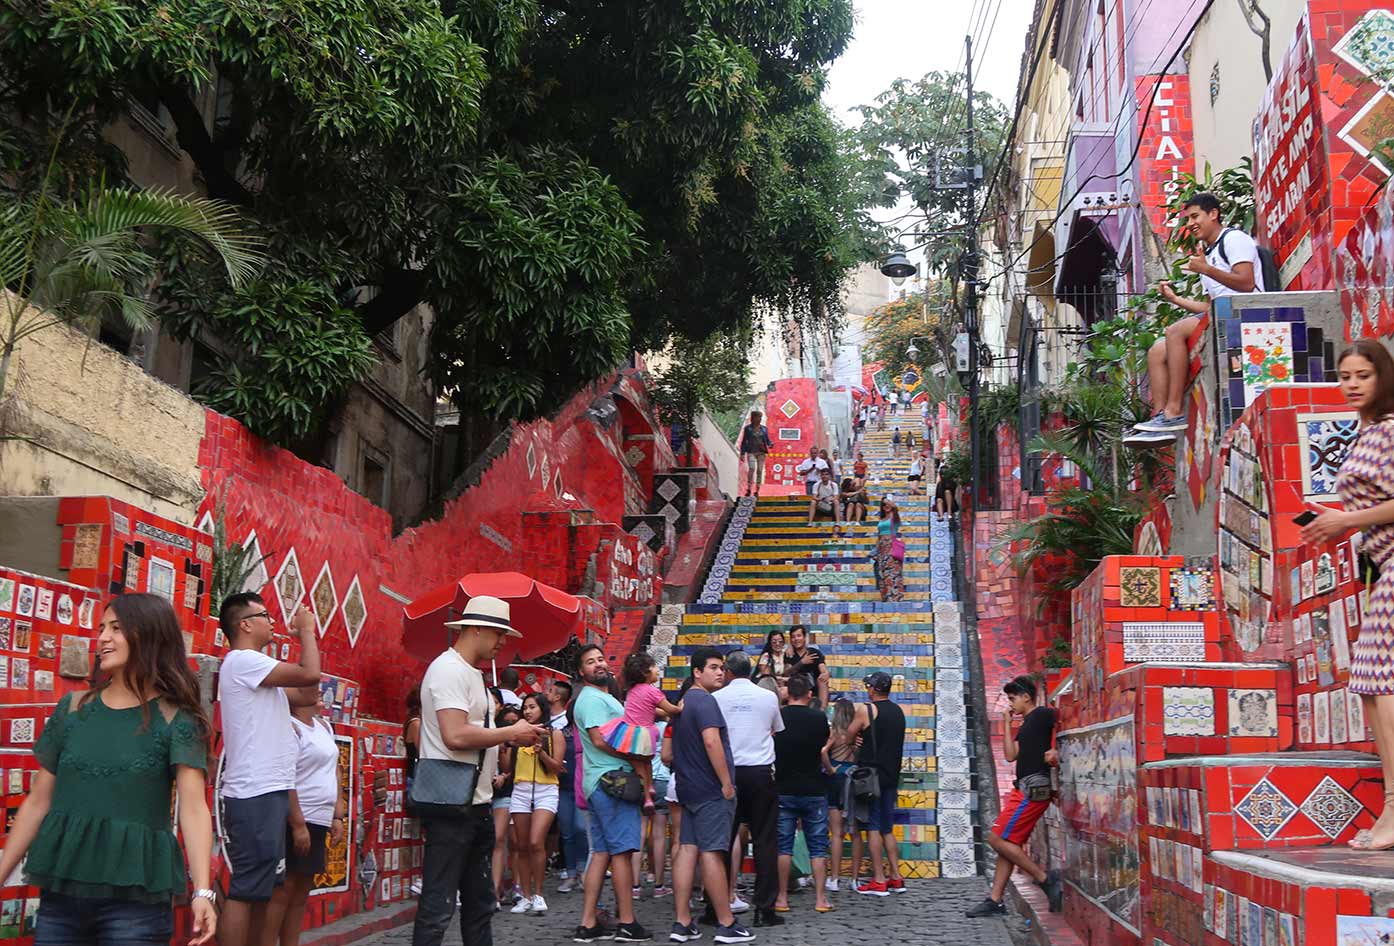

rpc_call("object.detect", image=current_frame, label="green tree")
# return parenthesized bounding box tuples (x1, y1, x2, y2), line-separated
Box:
(1, 158, 263, 398)
(849, 71, 1010, 273)
(650, 331, 751, 466)
(863, 285, 960, 402)
(1, 0, 867, 442)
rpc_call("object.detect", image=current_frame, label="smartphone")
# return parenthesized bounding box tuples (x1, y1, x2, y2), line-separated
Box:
(1293, 510, 1318, 526)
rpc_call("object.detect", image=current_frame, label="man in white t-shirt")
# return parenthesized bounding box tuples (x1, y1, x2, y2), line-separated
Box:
(713, 651, 785, 926)
(216, 592, 322, 946)
(1126, 192, 1264, 446)
(413, 595, 546, 946)
(807, 467, 843, 530)
(795, 446, 829, 496)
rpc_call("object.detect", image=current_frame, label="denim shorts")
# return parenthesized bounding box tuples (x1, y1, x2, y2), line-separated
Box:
(586, 788, 642, 854)
(35, 892, 173, 946)
(861, 787, 898, 834)
(651, 778, 671, 813)
(680, 797, 736, 853)
(778, 794, 830, 858)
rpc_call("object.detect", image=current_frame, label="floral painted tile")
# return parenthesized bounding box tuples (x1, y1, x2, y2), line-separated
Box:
(1120, 566, 1162, 608)
(1228, 688, 1279, 736)
(1296, 411, 1360, 501)
(1238, 322, 1295, 405)
(1333, 9, 1394, 82)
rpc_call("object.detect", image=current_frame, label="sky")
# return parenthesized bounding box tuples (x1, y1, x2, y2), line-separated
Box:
(822, 0, 1036, 272)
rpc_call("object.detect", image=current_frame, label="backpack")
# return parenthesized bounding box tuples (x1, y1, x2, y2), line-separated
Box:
(1214, 227, 1281, 292)
(740, 424, 770, 454)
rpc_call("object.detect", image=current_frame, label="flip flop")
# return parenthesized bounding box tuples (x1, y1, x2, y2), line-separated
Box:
(815, 905, 835, 913)
(774, 905, 790, 913)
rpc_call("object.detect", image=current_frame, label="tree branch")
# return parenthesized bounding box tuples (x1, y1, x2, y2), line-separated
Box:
(155, 85, 255, 207)
(356, 268, 428, 337)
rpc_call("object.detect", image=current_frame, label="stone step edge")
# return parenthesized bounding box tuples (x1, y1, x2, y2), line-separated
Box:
(1211, 848, 1394, 895)
(1142, 750, 1378, 770)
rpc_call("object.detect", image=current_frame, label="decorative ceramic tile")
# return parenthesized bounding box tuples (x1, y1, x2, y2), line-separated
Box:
(273, 548, 305, 622)
(1228, 688, 1278, 737)
(941, 843, 976, 878)
(1234, 777, 1297, 839)
(1315, 552, 1337, 595)
(779, 398, 801, 419)
(1349, 688, 1368, 741)
(9, 717, 34, 744)
(938, 809, 974, 843)
(1238, 322, 1295, 404)
(341, 575, 367, 648)
(1169, 566, 1215, 611)
(1315, 689, 1331, 744)
(1334, 9, 1394, 79)
(1301, 560, 1315, 601)
(1214, 888, 1228, 939)
(1122, 622, 1206, 662)
(1337, 915, 1394, 940)
(309, 562, 338, 638)
(1162, 686, 1216, 735)
(1297, 412, 1361, 501)
(1332, 689, 1349, 744)
(1120, 566, 1162, 607)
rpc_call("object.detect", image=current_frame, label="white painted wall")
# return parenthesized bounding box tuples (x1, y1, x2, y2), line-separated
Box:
(696, 410, 740, 499)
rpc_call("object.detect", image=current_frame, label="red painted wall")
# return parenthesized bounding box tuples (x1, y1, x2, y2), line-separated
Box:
(760, 378, 830, 494)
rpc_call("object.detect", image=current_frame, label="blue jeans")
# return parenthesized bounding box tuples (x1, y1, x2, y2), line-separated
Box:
(778, 794, 830, 858)
(557, 784, 588, 873)
(35, 892, 172, 946)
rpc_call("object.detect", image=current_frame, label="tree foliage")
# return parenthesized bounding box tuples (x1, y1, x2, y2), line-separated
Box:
(863, 285, 960, 401)
(650, 331, 751, 465)
(849, 71, 1010, 273)
(1, 0, 869, 441)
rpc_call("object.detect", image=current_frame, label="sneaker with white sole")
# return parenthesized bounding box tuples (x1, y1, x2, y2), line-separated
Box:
(729, 897, 749, 914)
(824, 878, 839, 893)
(510, 898, 533, 914)
(532, 894, 548, 914)
(1123, 427, 1180, 447)
(669, 922, 701, 943)
(713, 923, 755, 944)
(559, 876, 577, 893)
(1135, 412, 1187, 433)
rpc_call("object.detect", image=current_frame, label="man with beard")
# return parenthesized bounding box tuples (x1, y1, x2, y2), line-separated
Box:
(787, 625, 829, 708)
(572, 645, 651, 943)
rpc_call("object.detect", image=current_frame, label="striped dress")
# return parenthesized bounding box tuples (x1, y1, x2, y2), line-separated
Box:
(1338, 417, 1394, 695)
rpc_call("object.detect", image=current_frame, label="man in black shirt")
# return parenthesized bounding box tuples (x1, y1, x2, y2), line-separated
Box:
(847, 672, 906, 897)
(787, 625, 829, 708)
(968, 675, 1063, 918)
(772, 675, 833, 913)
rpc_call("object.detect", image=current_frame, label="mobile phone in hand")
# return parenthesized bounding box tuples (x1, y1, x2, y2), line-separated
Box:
(1293, 510, 1318, 526)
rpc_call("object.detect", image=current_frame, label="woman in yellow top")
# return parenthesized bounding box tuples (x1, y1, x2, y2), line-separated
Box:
(509, 692, 565, 914)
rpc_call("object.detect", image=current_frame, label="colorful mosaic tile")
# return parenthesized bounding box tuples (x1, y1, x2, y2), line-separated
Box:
(1333, 9, 1394, 80)
(1237, 322, 1295, 404)
(1161, 686, 1216, 736)
(1119, 566, 1162, 608)
(1297, 411, 1360, 500)
(1122, 622, 1206, 662)
(1234, 777, 1297, 840)
(1228, 688, 1279, 737)
(1169, 565, 1215, 611)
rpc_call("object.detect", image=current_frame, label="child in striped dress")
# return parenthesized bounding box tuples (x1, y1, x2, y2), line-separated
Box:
(599, 652, 683, 812)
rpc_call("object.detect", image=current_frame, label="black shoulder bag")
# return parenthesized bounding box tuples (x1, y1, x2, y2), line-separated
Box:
(850, 703, 881, 803)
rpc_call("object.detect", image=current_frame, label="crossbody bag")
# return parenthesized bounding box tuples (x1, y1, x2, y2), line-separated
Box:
(407, 691, 491, 818)
(850, 703, 882, 802)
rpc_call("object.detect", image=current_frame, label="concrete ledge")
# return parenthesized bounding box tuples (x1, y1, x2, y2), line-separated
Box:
(301, 902, 416, 946)
(1008, 874, 1083, 946)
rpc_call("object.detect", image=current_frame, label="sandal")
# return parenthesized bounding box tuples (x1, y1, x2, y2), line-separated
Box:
(815, 904, 835, 913)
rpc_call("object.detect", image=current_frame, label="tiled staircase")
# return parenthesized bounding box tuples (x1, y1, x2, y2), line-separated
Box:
(650, 426, 982, 879)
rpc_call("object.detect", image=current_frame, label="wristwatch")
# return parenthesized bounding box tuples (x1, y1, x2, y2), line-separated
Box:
(192, 888, 217, 904)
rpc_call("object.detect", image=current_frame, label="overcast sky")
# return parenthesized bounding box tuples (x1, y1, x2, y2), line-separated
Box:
(823, 0, 1036, 272)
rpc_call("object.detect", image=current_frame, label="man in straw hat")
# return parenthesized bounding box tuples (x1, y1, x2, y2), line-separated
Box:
(412, 596, 548, 946)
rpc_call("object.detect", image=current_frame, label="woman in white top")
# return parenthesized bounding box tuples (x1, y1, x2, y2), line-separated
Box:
(264, 684, 344, 946)
(907, 455, 925, 496)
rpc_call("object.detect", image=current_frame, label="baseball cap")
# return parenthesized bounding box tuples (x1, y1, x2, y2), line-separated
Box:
(864, 672, 893, 692)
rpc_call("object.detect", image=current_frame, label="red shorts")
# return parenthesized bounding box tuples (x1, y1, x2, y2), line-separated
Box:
(991, 788, 1050, 845)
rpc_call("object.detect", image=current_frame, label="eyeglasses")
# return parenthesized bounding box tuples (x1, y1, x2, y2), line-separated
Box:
(241, 611, 273, 623)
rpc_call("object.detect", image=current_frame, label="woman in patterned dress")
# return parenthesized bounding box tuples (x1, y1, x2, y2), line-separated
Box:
(874, 497, 905, 602)
(1302, 340, 1394, 850)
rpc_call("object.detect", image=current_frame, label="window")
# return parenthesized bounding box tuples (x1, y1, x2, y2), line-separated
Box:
(360, 444, 390, 508)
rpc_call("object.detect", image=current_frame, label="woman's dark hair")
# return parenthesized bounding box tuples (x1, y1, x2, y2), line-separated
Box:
(92, 593, 211, 745)
(841, 477, 854, 492)
(749, 410, 763, 424)
(880, 498, 901, 527)
(759, 629, 785, 658)
(495, 704, 521, 728)
(520, 692, 547, 724)
(1339, 340, 1394, 422)
(405, 684, 422, 717)
(622, 652, 656, 690)
(677, 673, 697, 699)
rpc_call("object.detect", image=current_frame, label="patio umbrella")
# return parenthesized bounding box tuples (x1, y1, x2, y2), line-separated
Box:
(401, 572, 585, 666)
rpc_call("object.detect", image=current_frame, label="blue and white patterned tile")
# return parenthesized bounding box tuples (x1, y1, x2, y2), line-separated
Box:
(1234, 778, 1297, 840)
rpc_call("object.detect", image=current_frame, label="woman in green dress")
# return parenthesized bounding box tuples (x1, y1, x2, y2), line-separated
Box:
(0, 593, 216, 945)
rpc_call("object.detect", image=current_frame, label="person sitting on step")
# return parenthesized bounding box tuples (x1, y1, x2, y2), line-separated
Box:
(807, 467, 844, 534)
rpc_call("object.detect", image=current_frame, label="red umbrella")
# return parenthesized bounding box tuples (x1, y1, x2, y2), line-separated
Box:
(402, 572, 585, 665)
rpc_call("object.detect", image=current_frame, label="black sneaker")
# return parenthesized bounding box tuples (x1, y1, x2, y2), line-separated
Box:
(965, 897, 1007, 918)
(615, 922, 653, 943)
(669, 922, 702, 943)
(713, 923, 755, 944)
(1037, 869, 1064, 913)
(574, 926, 616, 943)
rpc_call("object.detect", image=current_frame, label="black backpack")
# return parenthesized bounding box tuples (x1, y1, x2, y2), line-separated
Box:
(1213, 227, 1282, 292)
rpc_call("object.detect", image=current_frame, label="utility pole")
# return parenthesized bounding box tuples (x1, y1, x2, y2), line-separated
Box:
(963, 34, 982, 514)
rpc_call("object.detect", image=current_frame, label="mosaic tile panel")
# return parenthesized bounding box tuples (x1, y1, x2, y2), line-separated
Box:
(1296, 411, 1360, 501)
(1122, 622, 1207, 662)
(651, 473, 691, 533)
(1161, 686, 1216, 736)
(1119, 566, 1162, 608)
(1227, 688, 1279, 736)
(1168, 565, 1215, 611)
(1237, 322, 1294, 405)
(1233, 778, 1297, 840)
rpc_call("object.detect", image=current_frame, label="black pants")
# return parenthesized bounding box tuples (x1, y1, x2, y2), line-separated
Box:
(731, 764, 780, 912)
(412, 808, 495, 946)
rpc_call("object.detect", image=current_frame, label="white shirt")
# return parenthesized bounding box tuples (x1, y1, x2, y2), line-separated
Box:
(713, 678, 784, 766)
(550, 710, 569, 731)
(420, 648, 499, 805)
(909, 458, 923, 477)
(1204, 228, 1265, 298)
(290, 716, 340, 826)
(796, 457, 829, 484)
(497, 688, 522, 708)
(218, 649, 297, 798)
(813, 479, 838, 503)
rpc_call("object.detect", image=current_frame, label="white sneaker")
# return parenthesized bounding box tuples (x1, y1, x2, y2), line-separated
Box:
(825, 879, 839, 892)
(729, 896, 749, 914)
(510, 897, 532, 914)
(531, 895, 548, 914)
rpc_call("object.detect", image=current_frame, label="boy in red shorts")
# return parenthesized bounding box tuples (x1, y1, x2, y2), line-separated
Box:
(967, 675, 1063, 918)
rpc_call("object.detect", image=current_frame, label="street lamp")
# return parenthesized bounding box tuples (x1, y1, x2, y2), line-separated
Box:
(881, 251, 918, 287)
